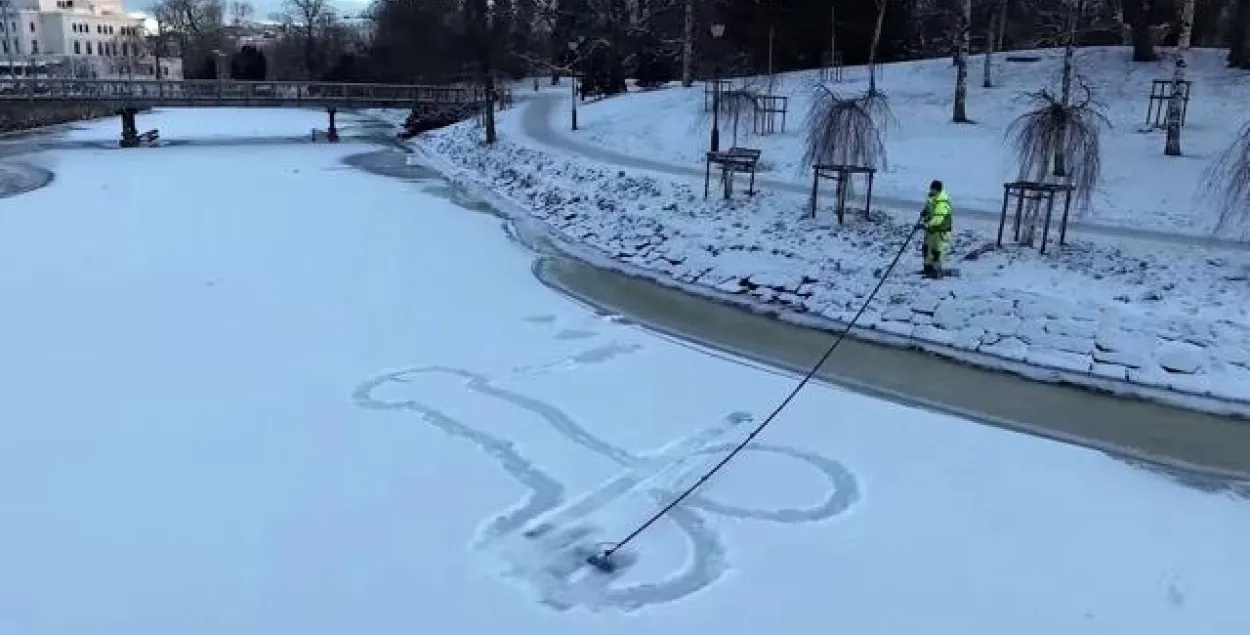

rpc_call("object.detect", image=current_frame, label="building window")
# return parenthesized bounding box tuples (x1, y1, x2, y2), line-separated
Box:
(73, 40, 79, 54)
(28, 21, 33, 32)
(30, 39, 36, 54)
(2, 41, 7, 55)
(85, 41, 91, 54)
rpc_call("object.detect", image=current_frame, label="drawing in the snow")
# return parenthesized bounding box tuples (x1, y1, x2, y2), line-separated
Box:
(355, 365, 858, 611)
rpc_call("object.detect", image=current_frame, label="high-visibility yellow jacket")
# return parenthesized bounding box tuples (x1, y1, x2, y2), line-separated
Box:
(924, 190, 953, 233)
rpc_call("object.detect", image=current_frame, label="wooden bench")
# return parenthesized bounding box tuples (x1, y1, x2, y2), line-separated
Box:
(705, 147, 762, 199)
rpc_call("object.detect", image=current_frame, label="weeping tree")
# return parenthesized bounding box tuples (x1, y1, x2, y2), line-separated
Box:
(699, 77, 764, 149)
(1202, 121, 1250, 236)
(804, 83, 894, 167)
(803, 83, 894, 213)
(719, 88, 760, 148)
(1005, 80, 1109, 245)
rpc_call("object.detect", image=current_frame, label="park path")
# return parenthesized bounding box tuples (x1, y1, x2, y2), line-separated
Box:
(517, 93, 1248, 252)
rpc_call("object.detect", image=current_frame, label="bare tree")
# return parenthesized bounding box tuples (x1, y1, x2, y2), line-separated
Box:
(1163, 0, 1195, 156)
(951, 0, 971, 122)
(1053, 0, 1082, 176)
(863, 0, 888, 91)
(1231, 0, 1250, 68)
(681, 0, 694, 86)
(464, 0, 498, 144)
(146, 5, 169, 78)
(151, 0, 225, 76)
(1121, 0, 1158, 61)
(282, 0, 333, 78)
(983, 0, 1008, 87)
(228, 0, 254, 25)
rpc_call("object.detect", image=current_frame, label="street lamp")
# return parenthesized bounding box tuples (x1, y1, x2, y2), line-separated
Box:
(568, 39, 579, 131)
(709, 22, 725, 152)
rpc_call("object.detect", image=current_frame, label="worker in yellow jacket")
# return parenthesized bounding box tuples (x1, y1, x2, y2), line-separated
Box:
(919, 180, 953, 279)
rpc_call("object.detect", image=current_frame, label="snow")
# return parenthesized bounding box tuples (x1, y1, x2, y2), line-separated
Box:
(545, 47, 1248, 236)
(60, 107, 356, 141)
(2, 109, 1250, 633)
(405, 46, 1250, 416)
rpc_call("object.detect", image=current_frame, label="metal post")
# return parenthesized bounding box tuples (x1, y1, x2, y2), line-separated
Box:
(568, 39, 579, 131)
(709, 23, 725, 152)
(997, 184, 1010, 246)
(710, 73, 720, 152)
(1059, 188, 1073, 245)
(835, 173, 846, 224)
(1040, 191, 1056, 255)
(1013, 190, 1026, 242)
(810, 167, 819, 218)
(864, 170, 874, 219)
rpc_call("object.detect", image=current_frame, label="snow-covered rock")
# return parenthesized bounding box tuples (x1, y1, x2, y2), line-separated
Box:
(1155, 342, 1206, 374)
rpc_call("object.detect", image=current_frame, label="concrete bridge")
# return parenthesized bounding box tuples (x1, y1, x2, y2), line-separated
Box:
(0, 78, 507, 145)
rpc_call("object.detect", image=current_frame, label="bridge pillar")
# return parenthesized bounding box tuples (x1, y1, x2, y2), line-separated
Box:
(119, 108, 140, 148)
(325, 107, 340, 142)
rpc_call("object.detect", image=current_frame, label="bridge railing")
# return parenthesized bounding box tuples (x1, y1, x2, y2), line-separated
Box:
(0, 79, 487, 105)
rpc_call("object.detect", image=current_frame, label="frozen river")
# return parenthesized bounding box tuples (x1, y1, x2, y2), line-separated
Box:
(0, 110, 1247, 634)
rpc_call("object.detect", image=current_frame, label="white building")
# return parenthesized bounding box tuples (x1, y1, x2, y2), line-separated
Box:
(0, 0, 182, 79)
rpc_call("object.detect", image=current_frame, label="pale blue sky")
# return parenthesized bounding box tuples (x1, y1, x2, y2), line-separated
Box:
(124, 0, 372, 21)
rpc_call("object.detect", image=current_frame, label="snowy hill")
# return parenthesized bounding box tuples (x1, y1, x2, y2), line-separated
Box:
(409, 46, 1250, 416)
(564, 47, 1249, 236)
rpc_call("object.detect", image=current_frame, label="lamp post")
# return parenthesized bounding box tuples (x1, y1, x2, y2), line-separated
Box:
(568, 39, 579, 131)
(709, 22, 725, 152)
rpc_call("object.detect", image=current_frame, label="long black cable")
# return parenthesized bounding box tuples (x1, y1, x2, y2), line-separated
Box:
(592, 222, 924, 567)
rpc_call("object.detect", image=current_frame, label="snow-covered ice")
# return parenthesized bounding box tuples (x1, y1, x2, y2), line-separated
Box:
(59, 107, 364, 141)
(1, 110, 1249, 634)
(405, 46, 1250, 415)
